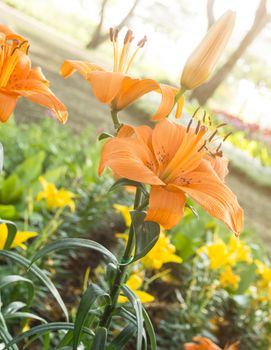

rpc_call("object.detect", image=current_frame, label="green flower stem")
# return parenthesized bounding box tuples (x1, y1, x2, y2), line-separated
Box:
(111, 110, 121, 131)
(99, 188, 143, 329)
(174, 86, 186, 104)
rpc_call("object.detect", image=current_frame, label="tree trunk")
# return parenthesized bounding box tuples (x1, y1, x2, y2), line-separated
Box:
(86, 0, 139, 49)
(190, 0, 270, 105)
(86, 0, 109, 49)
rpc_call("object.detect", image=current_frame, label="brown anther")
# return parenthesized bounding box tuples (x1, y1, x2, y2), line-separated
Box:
(198, 141, 207, 152)
(195, 120, 201, 134)
(192, 106, 200, 119)
(216, 143, 222, 152)
(216, 123, 227, 129)
(223, 132, 232, 142)
(215, 150, 223, 157)
(202, 111, 206, 123)
(124, 29, 133, 44)
(137, 35, 147, 48)
(208, 129, 217, 142)
(208, 115, 212, 126)
(109, 28, 114, 42)
(114, 28, 119, 41)
(186, 118, 193, 133)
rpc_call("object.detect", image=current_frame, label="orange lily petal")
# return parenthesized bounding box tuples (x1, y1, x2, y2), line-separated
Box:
(113, 77, 177, 120)
(151, 84, 176, 121)
(28, 67, 49, 86)
(205, 154, 229, 181)
(87, 71, 125, 104)
(113, 77, 158, 110)
(11, 79, 68, 124)
(0, 24, 15, 35)
(118, 124, 153, 149)
(173, 160, 243, 236)
(0, 91, 18, 122)
(145, 185, 186, 229)
(60, 59, 105, 78)
(152, 120, 185, 175)
(99, 137, 163, 185)
(7, 54, 31, 85)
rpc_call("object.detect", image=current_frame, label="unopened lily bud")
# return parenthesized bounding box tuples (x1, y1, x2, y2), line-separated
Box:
(181, 10, 236, 90)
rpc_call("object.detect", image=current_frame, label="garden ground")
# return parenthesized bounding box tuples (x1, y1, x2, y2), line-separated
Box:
(1, 2, 270, 240)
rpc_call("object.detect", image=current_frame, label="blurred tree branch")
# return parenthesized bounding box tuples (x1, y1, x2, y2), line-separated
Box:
(207, 0, 215, 29)
(86, 0, 140, 49)
(190, 0, 271, 105)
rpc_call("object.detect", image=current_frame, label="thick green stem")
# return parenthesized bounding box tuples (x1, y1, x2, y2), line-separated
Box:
(174, 85, 186, 104)
(99, 188, 142, 329)
(111, 110, 121, 130)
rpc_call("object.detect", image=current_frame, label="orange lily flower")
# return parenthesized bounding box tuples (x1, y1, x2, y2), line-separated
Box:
(99, 117, 243, 235)
(184, 336, 239, 350)
(60, 28, 184, 121)
(184, 337, 221, 350)
(0, 24, 67, 123)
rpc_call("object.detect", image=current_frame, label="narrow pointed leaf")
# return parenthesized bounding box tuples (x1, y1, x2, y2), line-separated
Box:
(91, 327, 107, 350)
(3, 322, 94, 349)
(142, 307, 157, 350)
(0, 250, 68, 321)
(31, 238, 118, 266)
(109, 178, 148, 196)
(122, 285, 144, 350)
(73, 283, 110, 350)
(0, 220, 17, 250)
(131, 211, 160, 262)
(108, 323, 137, 350)
(0, 275, 34, 306)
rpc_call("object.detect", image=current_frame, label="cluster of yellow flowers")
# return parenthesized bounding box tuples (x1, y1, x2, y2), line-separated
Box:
(253, 260, 271, 302)
(114, 203, 182, 303)
(37, 176, 76, 212)
(199, 237, 252, 290)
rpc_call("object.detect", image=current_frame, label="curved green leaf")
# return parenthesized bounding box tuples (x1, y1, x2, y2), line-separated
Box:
(131, 211, 160, 262)
(3, 322, 94, 349)
(4, 312, 46, 323)
(0, 325, 19, 350)
(0, 220, 17, 250)
(31, 238, 118, 266)
(142, 307, 157, 350)
(0, 275, 34, 306)
(73, 283, 110, 350)
(109, 178, 148, 197)
(0, 250, 68, 321)
(122, 285, 144, 350)
(108, 323, 136, 350)
(91, 327, 107, 350)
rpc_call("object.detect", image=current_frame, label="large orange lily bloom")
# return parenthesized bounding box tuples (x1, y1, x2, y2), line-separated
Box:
(0, 24, 67, 123)
(99, 118, 243, 235)
(60, 28, 184, 121)
(184, 336, 239, 350)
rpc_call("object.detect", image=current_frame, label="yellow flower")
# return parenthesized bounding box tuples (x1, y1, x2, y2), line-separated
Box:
(36, 177, 76, 212)
(0, 223, 37, 250)
(228, 237, 252, 265)
(142, 231, 182, 270)
(220, 265, 240, 290)
(181, 10, 235, 90)
(199, 237, 252, 270)
(113, 204, 132, 227)
(199, 239, 230, 269)
(118, 273, 155, 304)
(255, 260, 271, 287)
